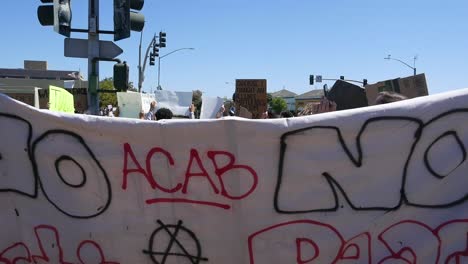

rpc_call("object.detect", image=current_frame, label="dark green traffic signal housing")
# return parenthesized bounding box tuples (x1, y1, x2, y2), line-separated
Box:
(309, 75, 314, 85)
(38, 5, 54, 26)
(114, 62, 129, 91)
(153, 45, 159, 57)
(114, 0, 145, 41)
(149, 53, 155, 66)
(37, 0, 72, 37)
(159, 31, 167, 48)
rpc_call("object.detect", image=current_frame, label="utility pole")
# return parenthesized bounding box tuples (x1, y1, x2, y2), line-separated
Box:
(138, 31, 143, 92)
(157, 54, 161, 90)
(87, 0, 100, 115)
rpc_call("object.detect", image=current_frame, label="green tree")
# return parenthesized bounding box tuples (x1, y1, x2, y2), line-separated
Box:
(99, 77, 117, 107)
(267, 93, 273, 106)
(192, 89, 203, 117)
(128, 81, 137, 92)
(270, 97, 287, 114)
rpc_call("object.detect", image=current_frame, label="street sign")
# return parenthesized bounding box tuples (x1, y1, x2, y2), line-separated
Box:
(64, 38, 123, 59)
(316, 75, 323, 83)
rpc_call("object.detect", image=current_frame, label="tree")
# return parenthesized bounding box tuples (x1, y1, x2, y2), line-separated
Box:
(128, 81, 137, 92)
(99, 77, 117, 108)
(267, 93, 273, 106)
(192, 89, 203, 117)
(270, 97, 287, 114)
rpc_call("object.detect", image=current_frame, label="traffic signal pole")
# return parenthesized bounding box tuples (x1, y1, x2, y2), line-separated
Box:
(37, 0, 146, 114)
(138, 31, 143, 92)
(138, 33, 156, 92)
(87, 0, 100, 115)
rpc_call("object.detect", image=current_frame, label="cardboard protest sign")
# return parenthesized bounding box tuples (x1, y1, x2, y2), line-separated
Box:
(235, 79, 267, 119)
(48, 85, 75, 113)
(38, 87, 87, 112)
(1, 88, 468, 263)
(366, 73, 429, 105)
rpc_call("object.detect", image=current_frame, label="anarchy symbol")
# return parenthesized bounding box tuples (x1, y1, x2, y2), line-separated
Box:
(143, 219, 208, 264)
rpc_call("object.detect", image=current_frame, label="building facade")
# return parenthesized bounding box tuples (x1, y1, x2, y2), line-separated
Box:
(0, 60, 87, 111)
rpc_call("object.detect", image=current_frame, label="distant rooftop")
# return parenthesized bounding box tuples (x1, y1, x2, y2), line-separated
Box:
(0, 60, 82, 81)
(0, 68, 81, 80)
(295, 89, 324, 99)
(271, 89, 297, 98)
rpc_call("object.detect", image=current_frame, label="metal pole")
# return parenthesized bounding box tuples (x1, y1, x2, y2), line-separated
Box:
(385, 55, 417, 77)
(156, 48, 194, 90)
(140, 34, 156, 93)
(87, 0, 100, 115)
(138, 31, 143, 92)
(157, 55, 161, 90)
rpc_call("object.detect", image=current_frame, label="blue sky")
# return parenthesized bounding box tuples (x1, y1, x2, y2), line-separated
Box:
(1, 0, 468, 98)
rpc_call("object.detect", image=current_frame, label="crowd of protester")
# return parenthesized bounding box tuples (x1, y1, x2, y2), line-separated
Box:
(140, 91, 408, 121)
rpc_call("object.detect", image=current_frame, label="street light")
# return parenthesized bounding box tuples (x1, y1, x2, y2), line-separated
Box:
(157, 48, 195, 91)
(384, 54, 417, 76)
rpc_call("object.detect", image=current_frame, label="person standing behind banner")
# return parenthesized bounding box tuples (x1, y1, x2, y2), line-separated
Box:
(156, 108, 173, 120)
(145, 100, 157, 120)
(189, 104, 196, 119)
(216, 104, 226, 118)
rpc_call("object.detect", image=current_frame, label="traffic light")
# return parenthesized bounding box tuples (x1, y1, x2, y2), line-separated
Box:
(153, 45, 159, 57)
(363, 79, 368, 86)
(114, 0, 145, 41)
(149, 53, 155, 66)
(37, 0, 72, 37)
(309, 75, 314, 85)
(159, 31, 167, 48)
(114, 62, 129, 91)
(340, 76, 345, 80)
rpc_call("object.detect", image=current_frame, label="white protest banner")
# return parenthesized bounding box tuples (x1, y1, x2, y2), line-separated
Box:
(1, 88, 468, 263)
(154, 90, 193, 116)
(200, 95, 224, 119)
(117, 92, 156, 119)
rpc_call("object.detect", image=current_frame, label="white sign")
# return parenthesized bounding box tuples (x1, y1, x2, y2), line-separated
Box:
(1, 88, 468, 263)
(117, 91, 156, 119)
(200, 95, 224, 119)
(316, 75, 323, 82)
(154, 90, 193, 116)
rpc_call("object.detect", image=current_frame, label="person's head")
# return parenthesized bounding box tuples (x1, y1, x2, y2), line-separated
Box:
(280, 110, 294, 118)
(155, 108, 173, 120)
(149, 100, 157, 110)
(375, 91, 408, 105)
(139, 110, 145, 119)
